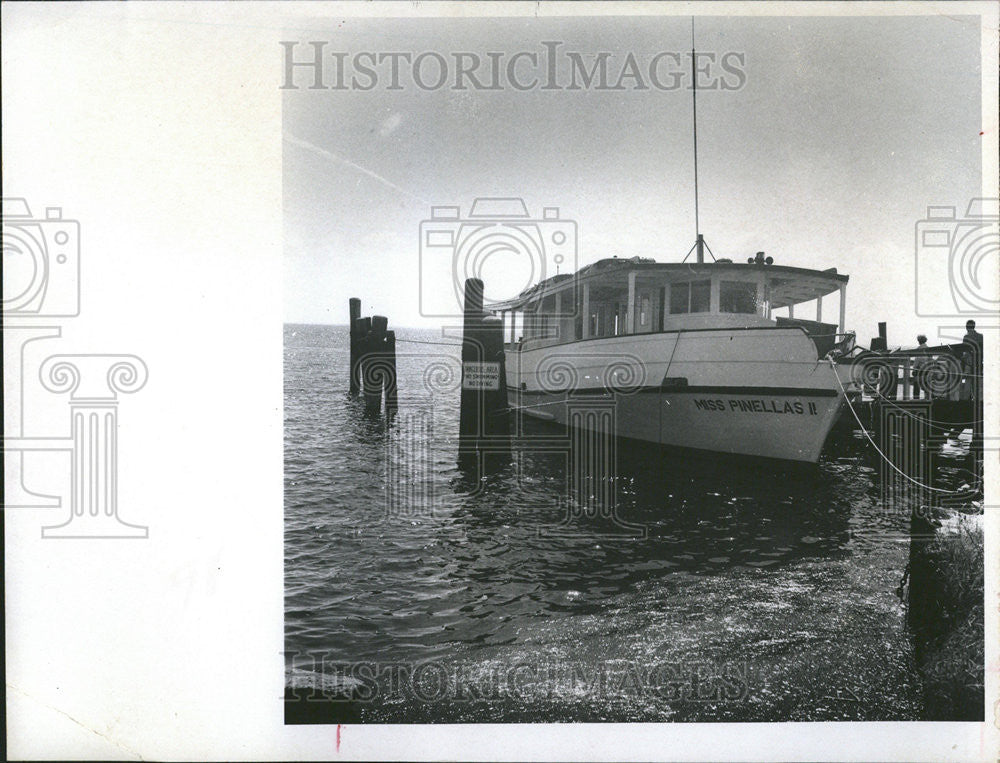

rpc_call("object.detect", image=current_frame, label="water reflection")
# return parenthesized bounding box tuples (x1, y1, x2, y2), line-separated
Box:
(285, 325, 929, 720)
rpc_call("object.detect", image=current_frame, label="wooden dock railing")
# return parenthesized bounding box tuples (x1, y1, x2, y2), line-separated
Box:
(837, 343, 972, 402)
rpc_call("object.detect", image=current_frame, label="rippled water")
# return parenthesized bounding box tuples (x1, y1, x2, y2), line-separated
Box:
(284, 323, 971, 722)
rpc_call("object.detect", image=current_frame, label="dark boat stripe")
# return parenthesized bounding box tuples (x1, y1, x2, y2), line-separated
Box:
(511, 384, 839, 398)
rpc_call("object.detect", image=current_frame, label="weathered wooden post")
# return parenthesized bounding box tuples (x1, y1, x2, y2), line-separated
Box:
(353, 316, 372, 396)
(482, 314, 510, 439)
(384, 329, 398, 413)
(459, 278, 485, 442)
(871, 321, 888, 351)
(348, 297, 361, 394)
(364, 315, 388, 413)
(883, 402, 937, 658)
(458, 278, 510, 468)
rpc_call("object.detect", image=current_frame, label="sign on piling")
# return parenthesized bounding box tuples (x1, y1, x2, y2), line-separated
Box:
(458, 278, 510, 467)
(461, 362, 500, 391)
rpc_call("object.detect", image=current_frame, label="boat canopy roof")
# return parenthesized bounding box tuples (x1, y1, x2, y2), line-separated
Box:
(486, 257, 848, 312)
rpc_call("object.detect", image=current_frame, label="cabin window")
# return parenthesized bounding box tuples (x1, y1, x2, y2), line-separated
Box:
(720, 280, 757, 314)
(528, 295, 558, 338)
(524, 309, 537, 338)
(669, 279, 711, 314)
(526, 307, 552, 339)
(669, 283, 687, 314)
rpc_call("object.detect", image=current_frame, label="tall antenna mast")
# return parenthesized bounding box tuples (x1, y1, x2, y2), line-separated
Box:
(682, 16, 714, 265)
(691, 16, 704, 264)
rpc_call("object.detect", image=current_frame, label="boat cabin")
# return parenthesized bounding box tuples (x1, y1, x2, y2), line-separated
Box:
(490, 255, 850, 357)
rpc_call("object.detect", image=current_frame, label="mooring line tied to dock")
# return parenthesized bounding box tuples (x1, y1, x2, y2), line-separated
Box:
(828, 359, 968, 496)
(395, 337, 463, 347)
(863, 393, 977, 434)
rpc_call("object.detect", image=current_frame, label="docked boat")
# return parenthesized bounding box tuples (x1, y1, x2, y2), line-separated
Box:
(489, 246, 854, 464)
(482, 26, 858, 464)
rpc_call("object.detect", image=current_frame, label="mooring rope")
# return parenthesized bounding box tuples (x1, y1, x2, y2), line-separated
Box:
(504, 398, 567, 413)
(828, 359, 960, 494)
(661, 328, 685, 380)
(863, 392, 975, 434)
(395, 337, 463, 347)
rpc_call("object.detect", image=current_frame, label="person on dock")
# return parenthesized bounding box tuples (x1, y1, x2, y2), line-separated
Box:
(964, 319, 984, 350)
(960, 320, 983, 402)
(912, 334, 931, 399)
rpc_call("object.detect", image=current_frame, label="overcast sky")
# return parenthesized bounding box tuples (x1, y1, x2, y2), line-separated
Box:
(284, 13, 984, 347)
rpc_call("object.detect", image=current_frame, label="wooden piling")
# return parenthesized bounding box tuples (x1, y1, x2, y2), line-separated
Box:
(353, 316, 372, 396)
(384, 329, 398, 413)
(459, 278, 485, 442)
(871, 321, 888, 351)
(348, 298, 361, 394)
(363, 316, 388, 412)
(459, 279, 510, 465)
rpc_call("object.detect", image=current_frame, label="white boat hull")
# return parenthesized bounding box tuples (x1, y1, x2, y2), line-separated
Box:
(505, 328, 845, 464)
